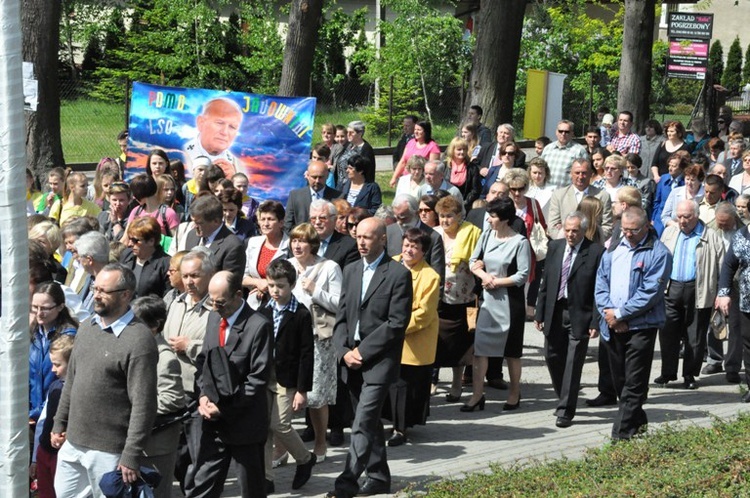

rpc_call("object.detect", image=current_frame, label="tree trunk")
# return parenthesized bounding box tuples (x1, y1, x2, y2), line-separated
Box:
(278, 0, 324, 97)
(617, 0, 656, 132)
(22, 0, 65, 177)
(466, 0, 526, 132)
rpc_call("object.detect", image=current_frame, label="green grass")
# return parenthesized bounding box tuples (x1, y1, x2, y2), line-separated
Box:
(375, 171, 395, 207)
(60, 99, 126, 164)
(58, 99, 459, 164)
(420, 414, 750, 497)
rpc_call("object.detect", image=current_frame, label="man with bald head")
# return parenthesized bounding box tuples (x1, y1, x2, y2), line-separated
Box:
(184, 98, 244, 176)
(657, 200, 724, 390)
(284, 161, 341, 233)
(185, 270, 273, 498)
(328, 218, 412, 498)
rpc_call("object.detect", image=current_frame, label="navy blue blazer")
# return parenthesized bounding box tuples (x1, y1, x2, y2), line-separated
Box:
(338, 181, 382, 215)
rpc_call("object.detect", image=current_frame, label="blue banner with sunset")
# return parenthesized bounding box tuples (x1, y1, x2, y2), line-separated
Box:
(126, 82, 316, 204)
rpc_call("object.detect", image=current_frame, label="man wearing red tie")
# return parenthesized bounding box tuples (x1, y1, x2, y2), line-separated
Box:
(185, 271, 273, 498)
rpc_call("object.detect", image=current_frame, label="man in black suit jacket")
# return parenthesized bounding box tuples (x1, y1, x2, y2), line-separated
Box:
(392, 115, 417, 167)
(186, 271, 273, 498)
(311, 200, 359, 269)
(386, 194, 445, 287)
(284, 161, 341, 233)
(535, 213, 604, 428)
(185, 195, 246, 276)
(328, 218, 412, 498)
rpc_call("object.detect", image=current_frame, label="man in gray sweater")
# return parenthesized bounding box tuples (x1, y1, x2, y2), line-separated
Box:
(52, 264, 158, 497)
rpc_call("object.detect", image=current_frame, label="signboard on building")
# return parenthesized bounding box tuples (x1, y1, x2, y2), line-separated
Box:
(667, 12, 714, 80)
(667, 12, 713, 40)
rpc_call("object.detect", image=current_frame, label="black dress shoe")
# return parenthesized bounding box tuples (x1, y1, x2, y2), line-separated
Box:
(653, 375, 677, 386)
(486, 378, 509, 390)
(684, 376, 698, 390)
(387, 431, 406, 447)
(701, 363, 723, 375)
(357, 479, 391, 496)
(291, 452, 316, 490)
(329, 428, 344, 447)
(586, 395, 617, 407)
(555, 416, 572, 428)
(265, 479, 275, 495)
(300, 425, 315, 442)
(726, 372, 742, 384)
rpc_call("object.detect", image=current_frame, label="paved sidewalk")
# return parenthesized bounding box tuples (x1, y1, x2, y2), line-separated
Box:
(211, 321, 749, 497)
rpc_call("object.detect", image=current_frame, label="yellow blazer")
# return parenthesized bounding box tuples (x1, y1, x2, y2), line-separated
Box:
(394, 256, 440, 366)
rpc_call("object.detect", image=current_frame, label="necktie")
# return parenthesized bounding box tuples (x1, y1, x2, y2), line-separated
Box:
(219, 318, 228, 347)
(557, 248, 573, 301)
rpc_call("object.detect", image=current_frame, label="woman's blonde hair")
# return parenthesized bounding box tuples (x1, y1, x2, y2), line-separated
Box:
(445, 137, 469, 163)
(577, 195, 604, 243)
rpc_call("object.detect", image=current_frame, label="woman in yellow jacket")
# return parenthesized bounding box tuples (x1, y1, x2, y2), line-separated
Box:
(386, 227, 440, 447)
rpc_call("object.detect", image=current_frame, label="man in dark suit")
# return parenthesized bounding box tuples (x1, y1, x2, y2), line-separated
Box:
(284, 161, 341, 233)
(327, 218, 412, 498)
(392, 115, 417, 168)
(535, 212, 605, 428)
(185, 270, 273, 498)
(386, 194, 445, 287)
(311, 200, 359, 270)
(185, 194, 246, 275)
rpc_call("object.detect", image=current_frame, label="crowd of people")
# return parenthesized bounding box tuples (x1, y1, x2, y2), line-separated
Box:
(23, 104, 750, 498)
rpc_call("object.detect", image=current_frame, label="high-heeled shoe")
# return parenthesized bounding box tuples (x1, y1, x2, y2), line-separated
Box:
(272, 451, 289, 468)
(460, 396, 485, 412)
(445, 391, 462, 403)
(503, 396, 521, 411)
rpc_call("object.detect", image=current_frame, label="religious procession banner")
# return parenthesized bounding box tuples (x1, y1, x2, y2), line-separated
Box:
(126, 81, 316, 204)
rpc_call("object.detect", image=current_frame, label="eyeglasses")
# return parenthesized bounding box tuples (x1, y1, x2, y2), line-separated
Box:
(557, 129, 572, 134)
(310, 216, 329, 222)
(93, 287, 128, 296)
(347, 222, 357, 228)
(621, 226, 644, 235)
(167, 267, 179, 274)
(502, 152, 516, 157)
(604, 167, 620, 172)
(31, 305, 59, 313)
(129, 237, 142, 244)
(418, 208, 433, 213)
(717, 120, 726, 124)
(508, 186, 525, 192)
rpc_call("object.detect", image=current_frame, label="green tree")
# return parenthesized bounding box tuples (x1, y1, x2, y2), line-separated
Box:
(312, 3, 369, 107)
(743, 42, 750, 85)
(364, 0, 471, 124)
(518, 2, 623, 131)
(234, 2, 284, 95)
(708, 40, 724, 83)
(91, 0, 267, 102)
(723, 36, 743, 93)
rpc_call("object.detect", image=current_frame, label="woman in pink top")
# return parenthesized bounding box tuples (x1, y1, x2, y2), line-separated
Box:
(390, 120, 441, 187)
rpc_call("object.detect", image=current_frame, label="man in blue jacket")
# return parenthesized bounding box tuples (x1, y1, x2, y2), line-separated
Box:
(595, 207, 672, 441)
